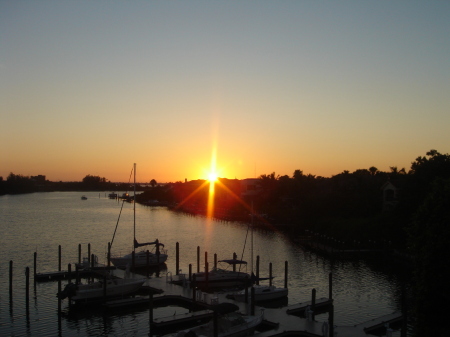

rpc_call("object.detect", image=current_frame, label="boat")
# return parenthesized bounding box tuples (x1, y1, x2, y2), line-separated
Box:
(57, 277, 145, 302)
(81, 195, 87, 200)
(192, 259, 251, 289)
(110, 163, 168, 269)
(228, 284, 288, 302)
(229, 204, 288, 302)
(171, 303, 263, 337)
(75, 254, 99, 270)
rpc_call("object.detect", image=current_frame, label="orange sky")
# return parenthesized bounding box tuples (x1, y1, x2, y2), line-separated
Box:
(2, 2, 449, 183)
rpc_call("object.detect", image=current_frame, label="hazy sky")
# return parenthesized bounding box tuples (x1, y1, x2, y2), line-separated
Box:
(1, 1, 449, 182)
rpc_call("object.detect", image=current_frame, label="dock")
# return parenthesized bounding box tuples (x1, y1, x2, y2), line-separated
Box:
(100, 272, 404, 337)
(35, 266, 116, 282)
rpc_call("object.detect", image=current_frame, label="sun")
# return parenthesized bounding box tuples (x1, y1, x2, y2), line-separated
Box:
(208, 172, 218, 182)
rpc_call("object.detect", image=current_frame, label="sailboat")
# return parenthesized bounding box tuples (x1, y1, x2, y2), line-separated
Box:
(110, 163, 168, 269)
(229, 204, 288, 302)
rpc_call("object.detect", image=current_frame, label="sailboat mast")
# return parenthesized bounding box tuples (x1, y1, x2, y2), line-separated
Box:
(251, 201, 254, 276)
(133, 163, 136, 253)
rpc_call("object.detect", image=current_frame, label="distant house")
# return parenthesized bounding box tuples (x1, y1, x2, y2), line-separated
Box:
(240, 178, 261, 198)
(381, 180, 400, 212)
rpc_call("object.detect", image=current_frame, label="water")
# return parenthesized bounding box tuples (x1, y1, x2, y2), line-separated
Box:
(0, 192, 409, 336)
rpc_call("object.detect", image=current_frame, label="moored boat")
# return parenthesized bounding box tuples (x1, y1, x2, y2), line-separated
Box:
(57, 278, 145, 302)
(228, 284, 288, 302)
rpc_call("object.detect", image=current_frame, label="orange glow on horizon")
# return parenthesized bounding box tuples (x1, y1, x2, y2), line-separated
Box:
(206, 147, 217, 219)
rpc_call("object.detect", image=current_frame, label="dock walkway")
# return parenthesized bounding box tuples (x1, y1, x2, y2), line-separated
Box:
(109, 271, 403, 337)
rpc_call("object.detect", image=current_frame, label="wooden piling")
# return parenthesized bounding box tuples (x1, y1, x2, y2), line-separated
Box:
(58, 245, 61, 272)
(269, 262, 273, 287)
(91, 254, 95, 283)
(311, 288, 316, 320)
(204, 251, 208, 272)
(176, 242, 179, 275)
(205, 262, 209, 289)
(197, 246, 200, 273)
(25, 267, 30, 308)
(88, 243, 91, 264)
(189, 264, 192, 283)
(9, 260, 13, 298)
(68, 263, 72, 282)
(78, 244, 81, 264)
(156, 239, 160, 264)
(214, 253, 217, 269)
(284, 261, 288, 289)
(256, 255, 260, 285)
(107, 242, 111, 268)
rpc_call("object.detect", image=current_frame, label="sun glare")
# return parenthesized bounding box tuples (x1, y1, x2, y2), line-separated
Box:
(208, 172, 218, 182)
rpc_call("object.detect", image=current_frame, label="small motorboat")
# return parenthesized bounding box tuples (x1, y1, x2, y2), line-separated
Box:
(57, 277, 145, 302)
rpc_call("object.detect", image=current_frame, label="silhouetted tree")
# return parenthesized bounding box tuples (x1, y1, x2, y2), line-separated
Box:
(369, 166, 378, 176)
(408, 178, 450, 337)
(150, 179, 157, 187)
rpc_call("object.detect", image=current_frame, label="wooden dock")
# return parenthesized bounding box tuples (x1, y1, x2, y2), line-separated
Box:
(110, 272, 405, 337)
(35, 266, 116, 281)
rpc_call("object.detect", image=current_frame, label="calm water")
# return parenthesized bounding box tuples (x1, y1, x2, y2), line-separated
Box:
(0, 192, 409, 336)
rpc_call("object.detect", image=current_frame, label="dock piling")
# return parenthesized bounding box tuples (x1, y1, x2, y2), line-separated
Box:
(25, 266, 30, 308)
(269, 262, 272, 286)
(284, 261, 288, 289)
(9, 260, 13, 299)
(176, 242, 179, 275)
(58, 245, 61, 272)
(107, 242, 111, 268)
(256, 255, 260, 285)
(189, 264, 192, 283)
(197, 246, 200, 273)
(311, 288, 316, 321)
(78, 244, 81, 264)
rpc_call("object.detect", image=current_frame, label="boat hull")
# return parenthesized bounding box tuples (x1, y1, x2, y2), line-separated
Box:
(231, 285, 288, 302)
(193, 269, 251, 288)
(111, 251, 168, 268)
(60, 278, 146, 301)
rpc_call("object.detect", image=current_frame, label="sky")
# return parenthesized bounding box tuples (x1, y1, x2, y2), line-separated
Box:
(1, 1, 449, 183)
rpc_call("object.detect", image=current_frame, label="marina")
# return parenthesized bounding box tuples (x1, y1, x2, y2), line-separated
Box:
(1, 192, 410, 336)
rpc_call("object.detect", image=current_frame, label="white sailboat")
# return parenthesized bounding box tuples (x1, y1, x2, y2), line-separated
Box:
(110, 163, 168, 269)
(230, 204, 288, 302)
(193, 259, 251, 288)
